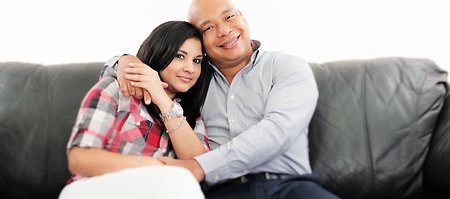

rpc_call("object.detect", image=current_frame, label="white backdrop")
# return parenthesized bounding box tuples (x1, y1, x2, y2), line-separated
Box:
(1, 0, 449, 71)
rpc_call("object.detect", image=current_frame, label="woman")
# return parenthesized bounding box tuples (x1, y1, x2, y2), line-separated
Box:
(59, 21, 212, 199)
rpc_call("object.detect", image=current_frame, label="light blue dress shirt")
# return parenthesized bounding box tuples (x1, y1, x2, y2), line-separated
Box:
(100, 46, 319, 185)
(195, 45, 319, 185)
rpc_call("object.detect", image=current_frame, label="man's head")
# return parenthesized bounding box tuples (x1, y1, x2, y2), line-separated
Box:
(188, 0, 253, 70)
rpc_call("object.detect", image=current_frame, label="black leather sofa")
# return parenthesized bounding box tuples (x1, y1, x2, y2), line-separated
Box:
(1, 57, 449, 199)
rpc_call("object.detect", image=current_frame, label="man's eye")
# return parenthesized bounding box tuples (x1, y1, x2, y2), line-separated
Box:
(176, 54, 185, 59)
(226, 14, 235, 20)
(203, 26, 212, 33)
(193, 59, 201, 64)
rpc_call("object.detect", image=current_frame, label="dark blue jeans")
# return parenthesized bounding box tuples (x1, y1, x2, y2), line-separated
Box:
(204, 174, 340, 199)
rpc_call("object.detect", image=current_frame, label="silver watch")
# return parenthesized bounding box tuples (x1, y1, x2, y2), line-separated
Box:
(159, 101, 183, 122)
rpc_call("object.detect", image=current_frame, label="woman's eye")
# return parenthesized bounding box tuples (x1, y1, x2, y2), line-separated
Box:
(193, 59, 201, 64)
(176, 54, 185, 59)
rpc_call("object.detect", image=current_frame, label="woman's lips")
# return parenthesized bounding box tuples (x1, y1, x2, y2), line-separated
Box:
(178, 76, 192, 83)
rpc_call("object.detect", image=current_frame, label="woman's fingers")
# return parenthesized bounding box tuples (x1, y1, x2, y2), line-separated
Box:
(124, 74, 150, 82)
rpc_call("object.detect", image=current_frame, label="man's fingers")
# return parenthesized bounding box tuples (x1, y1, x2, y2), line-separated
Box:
(135, 87, 144, 99)
(127, 81, 135, 96)
(157, 156, 173, 164)
(118, 77, 130, 97)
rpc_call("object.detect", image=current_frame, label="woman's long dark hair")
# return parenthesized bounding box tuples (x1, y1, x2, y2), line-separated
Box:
(136, 21, 212, 128)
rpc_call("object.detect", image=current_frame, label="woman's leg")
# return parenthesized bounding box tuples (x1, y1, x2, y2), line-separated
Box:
(59, 166, 204, 199)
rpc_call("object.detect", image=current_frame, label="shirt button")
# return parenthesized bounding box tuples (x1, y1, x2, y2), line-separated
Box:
(136, 121, 141, 126)
(213, 175, 220, 182)
(230, 95, 235, 100)
(230, 119, 235, 123)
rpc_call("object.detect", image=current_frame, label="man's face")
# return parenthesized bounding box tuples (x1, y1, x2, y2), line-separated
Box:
(188, 0, 252, 68)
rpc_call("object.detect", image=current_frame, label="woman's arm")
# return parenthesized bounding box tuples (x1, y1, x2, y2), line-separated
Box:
(68, 147, 163, 177)
(66, 77, 164, 178)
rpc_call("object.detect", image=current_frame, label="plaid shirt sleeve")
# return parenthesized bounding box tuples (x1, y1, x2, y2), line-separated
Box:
(193, 117, 211, 151)
(67, 77, 120, 150)
(99, 54, 130, 79)
(99, 56, 120, 79)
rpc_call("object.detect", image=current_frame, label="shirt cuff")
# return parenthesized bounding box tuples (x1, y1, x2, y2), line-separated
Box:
(194, 148, 232, 184)
(99, 54, 128, 79)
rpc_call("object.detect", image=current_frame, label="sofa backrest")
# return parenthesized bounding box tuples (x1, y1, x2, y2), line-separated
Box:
(1, 58, 448, 199)
(0, 62, 103, 199)
(308, 57, 448, 199)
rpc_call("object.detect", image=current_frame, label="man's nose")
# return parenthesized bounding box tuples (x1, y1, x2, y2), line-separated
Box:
(217, 23, 232, 37)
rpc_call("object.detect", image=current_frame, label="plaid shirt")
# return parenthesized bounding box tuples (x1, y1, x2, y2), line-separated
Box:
(67, 76, 209, 182)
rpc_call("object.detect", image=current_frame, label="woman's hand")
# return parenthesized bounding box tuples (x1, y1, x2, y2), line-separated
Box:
(124, 63, 170, 107)
(117, 55, 148, 100)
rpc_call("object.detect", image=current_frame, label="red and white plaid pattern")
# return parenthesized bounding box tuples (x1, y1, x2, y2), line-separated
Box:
(66, 76, 211, 182)
(68, 76, 173, 157)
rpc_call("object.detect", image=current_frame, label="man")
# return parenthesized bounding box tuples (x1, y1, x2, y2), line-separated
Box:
(102, 0, 339, 198)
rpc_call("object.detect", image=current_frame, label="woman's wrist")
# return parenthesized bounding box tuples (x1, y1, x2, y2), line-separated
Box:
(140, 156, 164, 166)
(156, 96, 175, 113)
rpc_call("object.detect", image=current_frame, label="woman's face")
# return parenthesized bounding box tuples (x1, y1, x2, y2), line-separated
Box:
(160, 37, 203, 97)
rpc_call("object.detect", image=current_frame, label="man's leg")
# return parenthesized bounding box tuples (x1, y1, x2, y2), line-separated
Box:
(204, 181, 252, 199)
(266, 175, 340, 199)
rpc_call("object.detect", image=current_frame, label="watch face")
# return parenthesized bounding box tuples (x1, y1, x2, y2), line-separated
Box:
(173, 102, 183, 115)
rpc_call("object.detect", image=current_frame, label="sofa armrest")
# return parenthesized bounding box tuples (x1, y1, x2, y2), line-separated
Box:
(425, 92, 450, 197)
(308, 57, 448, 199)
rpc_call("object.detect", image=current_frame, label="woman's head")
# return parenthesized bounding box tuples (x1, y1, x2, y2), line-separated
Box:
(137, 21, 204, 94)
(136, 21, 212, 127)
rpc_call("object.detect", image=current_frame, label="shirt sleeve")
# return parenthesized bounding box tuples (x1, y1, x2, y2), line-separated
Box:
(195, 55, 318, 183)
(99, 56, 122, 79)
(67, 77, 120, 150)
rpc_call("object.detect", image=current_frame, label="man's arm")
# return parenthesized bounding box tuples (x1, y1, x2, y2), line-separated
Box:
(195, 56, 318, 183)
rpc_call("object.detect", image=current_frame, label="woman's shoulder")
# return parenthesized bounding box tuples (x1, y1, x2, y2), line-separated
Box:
(88, 76, 120, 98)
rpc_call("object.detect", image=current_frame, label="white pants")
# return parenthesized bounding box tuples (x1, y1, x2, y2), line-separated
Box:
(59, 166, 204, 199)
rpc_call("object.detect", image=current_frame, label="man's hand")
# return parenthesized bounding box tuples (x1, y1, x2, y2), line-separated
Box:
(158, 156, 205, 182)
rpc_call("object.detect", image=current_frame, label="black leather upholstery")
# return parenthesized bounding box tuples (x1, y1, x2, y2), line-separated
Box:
(0, 57, 449, 199)
(308, 57, 448, 199)
(425, 93, 450, 198)
(0, 62, 103, 199)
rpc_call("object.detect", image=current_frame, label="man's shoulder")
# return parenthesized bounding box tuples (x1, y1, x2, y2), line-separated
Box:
(259, 50, 306, 64)
(258, 50, 309, 70)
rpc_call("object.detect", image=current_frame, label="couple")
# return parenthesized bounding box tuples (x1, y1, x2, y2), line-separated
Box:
(60, 0, 340, 198)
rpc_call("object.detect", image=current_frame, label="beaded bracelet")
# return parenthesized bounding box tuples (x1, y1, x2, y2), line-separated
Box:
(166, 117, 186, 134)
(136, 153, 142, 167)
